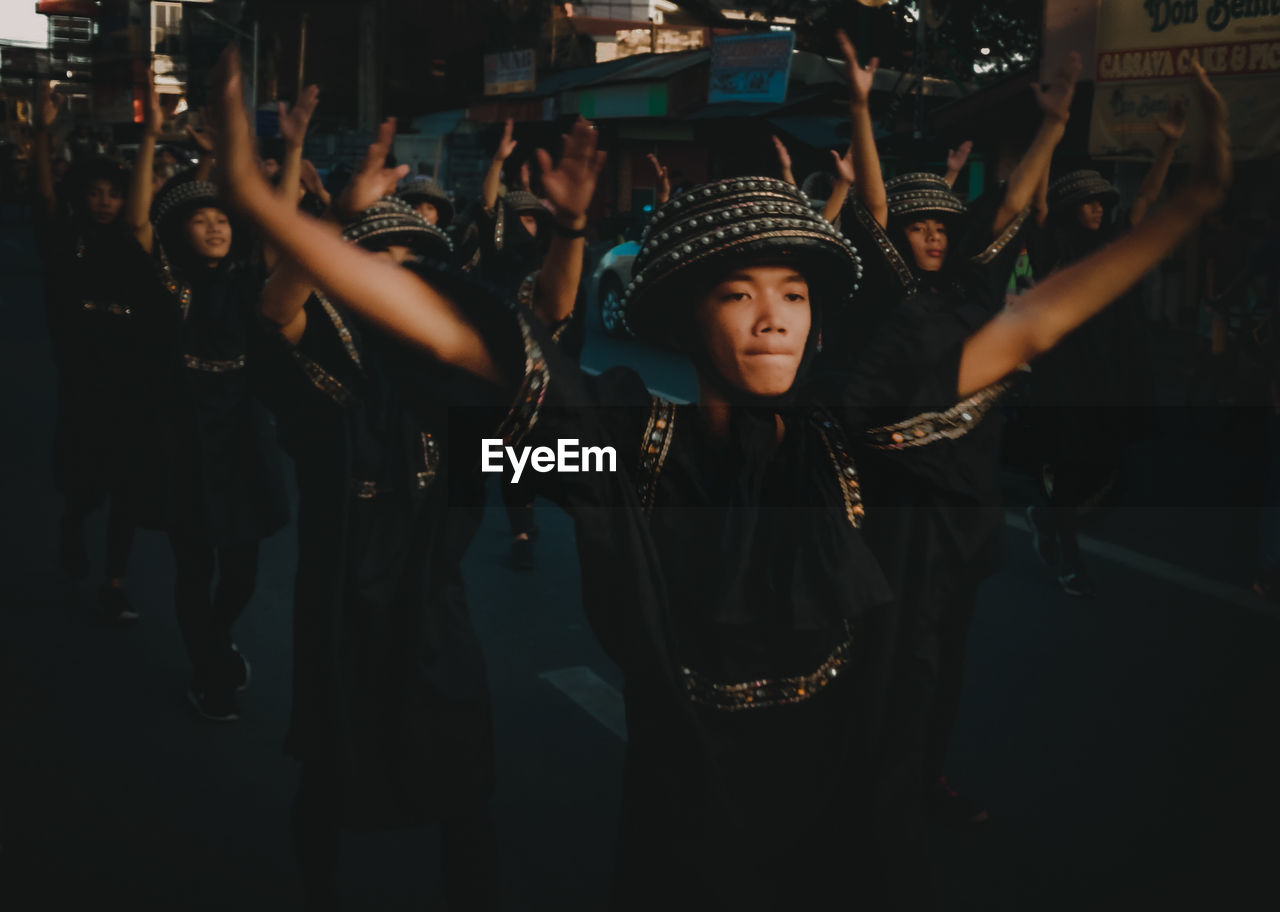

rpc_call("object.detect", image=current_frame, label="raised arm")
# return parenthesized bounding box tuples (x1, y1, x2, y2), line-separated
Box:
(824, 145, 855, 223)
(992, 53, 1080, 236)
(943, 140, 972, 188)
(837, 30, 886, 227)
(31, 82, 65, 221)
(956, 61, 1230, 398)
(482, 118, 517, 214)
(278, 84, 320, 204)
(647, 152, 670, 205)
(533, 117, 607, 328)
(771, 135, 796, 187)
(124, 72, 162, 253)
(1033, 163, 1050, 228)
(212, 47, 500, 383)
(1129, 99, 1186, 227)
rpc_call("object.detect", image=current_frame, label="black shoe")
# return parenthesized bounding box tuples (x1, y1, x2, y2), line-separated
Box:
(930, 776, 990, 826)
(188, 687, 240, 722)
(59, 516, 89, 580)
(511, 536, 535, 571)
(1058, 569, 1097, 598)
(95, 584, 139, 624)
(1026, 505, 1057, 569)
(230, 644, 251, 694)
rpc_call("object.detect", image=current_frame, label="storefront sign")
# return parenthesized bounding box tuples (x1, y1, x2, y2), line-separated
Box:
(1091, 0, 1280, 159)
(484, 49, 536, 96)
(708, 31, 795, 105)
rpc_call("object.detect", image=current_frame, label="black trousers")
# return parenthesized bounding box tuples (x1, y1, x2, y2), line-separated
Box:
(64, 487, 136, 579)
(168, 532, 258, 693)
(291, 760, 500, 912)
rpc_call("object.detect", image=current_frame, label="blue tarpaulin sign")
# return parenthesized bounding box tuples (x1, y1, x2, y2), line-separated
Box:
(708, 31, 795, 105)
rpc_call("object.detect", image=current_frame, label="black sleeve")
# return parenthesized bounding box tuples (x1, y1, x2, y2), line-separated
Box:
(951, 182, 1034, 316)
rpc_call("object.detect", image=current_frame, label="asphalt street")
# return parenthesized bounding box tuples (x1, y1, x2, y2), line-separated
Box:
(1, 206, 1276, 909)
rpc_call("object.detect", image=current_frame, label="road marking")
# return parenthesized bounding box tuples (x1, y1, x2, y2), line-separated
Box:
(1005, 510, 1277, 619)
(538, 666, 627, 740)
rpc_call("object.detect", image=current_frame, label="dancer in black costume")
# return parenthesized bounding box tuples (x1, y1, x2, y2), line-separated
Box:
(211, 42, 1231, 909)
(31, 82, 150, 623)
(1026, 99, 1186, 596)
(125, 78, 289, 722)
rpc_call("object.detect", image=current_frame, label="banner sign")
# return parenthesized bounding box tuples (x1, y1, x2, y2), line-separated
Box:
(1090, 0, 1280, 159)
(484, 49, 536, 96)
(708, 31, 795, 105)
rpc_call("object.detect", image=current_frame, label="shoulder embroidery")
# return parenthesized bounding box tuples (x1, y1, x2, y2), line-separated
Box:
(313, 292, 363, 368)
(637, 397, 677, 513)
(849, 199, 916, 296)
(863, 368, 1026, 450)
(971, 204, 1031, 266)
(495, 312, 549, 448)
(290, 348, 359, 407)
(416, 431, 439, 491)
(155, 241, 193, 319)
(812, 412, 864, 529)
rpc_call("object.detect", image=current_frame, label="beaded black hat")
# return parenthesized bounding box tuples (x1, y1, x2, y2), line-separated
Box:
(1048, 169, 1119, 212)
(150, 178, 221, 230)
(885, 172, 965, 220)
(502, 190, 548, 217)
(396, 176, 454, 227)
(342, 196, 452, 260)
(622, 176, 863, 343)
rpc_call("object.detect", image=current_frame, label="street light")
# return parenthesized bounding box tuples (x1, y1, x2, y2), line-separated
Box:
(198, 8, 259, 109)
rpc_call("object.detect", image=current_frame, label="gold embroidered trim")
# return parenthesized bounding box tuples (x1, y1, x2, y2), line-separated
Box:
(681, 623, 854, 712)
(636, 397, 678, 513)
(183, 353, 247, 373)
(863, 370, 1023, 450)
(314, 292, 362, 368)
(813, 413, 864, 529)
(81, 300, 134, 317)
(850, 199, 916, 295)
(416, 431, 439, 491)
(971, 205, 1031, 266)
(156, 241, 193, 319)
(495, 313, 548, 449)
(291, 348, 358, 407)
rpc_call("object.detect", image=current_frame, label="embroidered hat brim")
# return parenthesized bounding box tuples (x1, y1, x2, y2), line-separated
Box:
(885, 171, 965, 220)
(1049, 170, 1119, 212)
(622, 177, 862, 344)
(397, 178, 455, 226)
(150, 178, 221, 229)
(343, 198, 453, 259)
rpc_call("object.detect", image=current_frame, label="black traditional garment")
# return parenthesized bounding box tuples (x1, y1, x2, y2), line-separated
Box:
(474, 191, 552, 297)
(36, 213, 156, 502)
(252, 270, 506, 829)
(400, 177, 999, 907)
(133, 238, 289, 545)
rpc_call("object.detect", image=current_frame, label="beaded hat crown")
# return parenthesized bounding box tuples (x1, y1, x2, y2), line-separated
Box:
(343, 196, 452, 259)
(623, 176, 862, 343)
(884, 172, 965, 220)
(396, 176, 454, 227)
(502, 190, 549, 218)
(150, 178, 221, 229)
(1048, 169, 1119, 212)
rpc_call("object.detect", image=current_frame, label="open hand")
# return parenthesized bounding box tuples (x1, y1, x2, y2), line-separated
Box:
(494, 117, 518, 163)
(1189, 59, 1231, 202)
(837, 30, 878, 108)
(1156, 97, 1186, 142)
(771, 135, 792, 172)
(535, 117, 607, 225)
(946, 140, 973, 173)
(300, 159, 330, 207)
(1033, 52, 1081, 124)
(211, 46, 268, 208)
(831, 145, 855, 184)
(337, 118, 410, 218)
(279, 84, 319, 147)
(36, 81, 64, 131)
(646, 152, 670, 201)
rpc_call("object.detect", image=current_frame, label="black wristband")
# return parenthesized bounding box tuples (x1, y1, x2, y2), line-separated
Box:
(550, 219, 589, 239)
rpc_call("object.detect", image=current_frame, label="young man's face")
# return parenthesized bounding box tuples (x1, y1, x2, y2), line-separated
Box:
(84, 178, 123, 225)
(414, 201, 439, 225)
(1077, 199, 1105, 231)
(694, 265, 811, 397)
(903, 218, 948, 271)
(184, 206, 232, 261)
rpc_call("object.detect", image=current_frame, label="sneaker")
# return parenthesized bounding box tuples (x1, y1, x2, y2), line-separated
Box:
(96, 584, 139, 624)
(188, 687, 240, 722)
(930, 776, 990, 826)
(1057, 569, 1097, 598)
(230, 644, 251, 694)
(1026, 505, 1057, 569)
(59, 516, 89, 580)
(511, 536, 535, 572)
